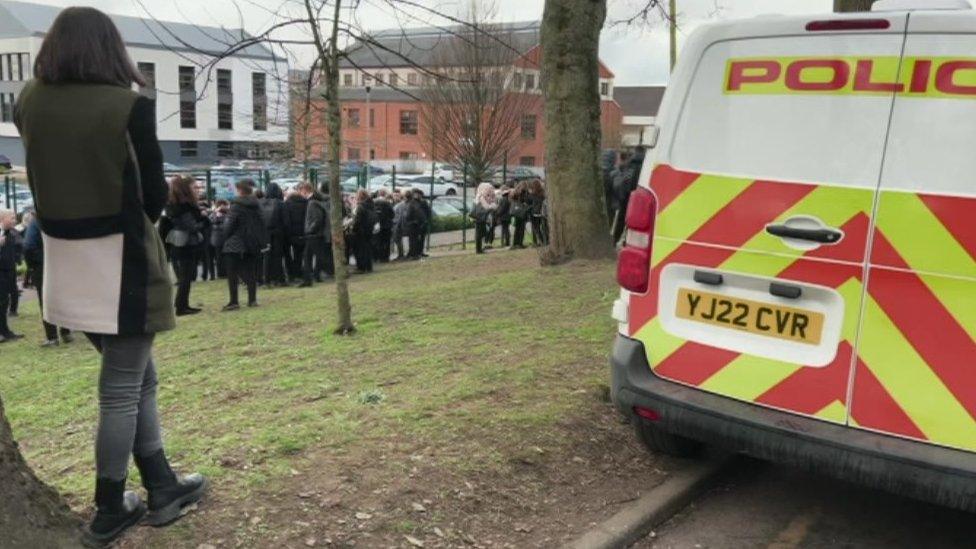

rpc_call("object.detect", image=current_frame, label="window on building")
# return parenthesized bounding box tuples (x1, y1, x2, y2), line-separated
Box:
(375, 73, 384, 86)
(389, 73, 399, 87)
(137, 62, 156, 90)
(513, 72, 523, 90)
(252, 72, 267, 131)
(178, 66, 195, 92)
(0, 53, 30, 82)
(399, 151, 419, 160)
(362, 74, 372, 87)
(217, 141, 235, 158)
(218, 103, 233, 130)
(0, 93, 14, 123)
(399, 110, 418, 135)
(180, 141, 198, 158)
(407, 72, 418, 86)
(369, 108, 375, 128)
(525, 73, 536, 90)
(370, 149, 375, 160)
(519, 156, 535, 166)
(347, 108, 360, 128)
(217, 69, 232, 93)
(521, 114, 537, 139)
(600, 82, 609, 96)
(180, 101, 196, 129)
(343, 73, 353, 86)
(348, 148, 361, 160)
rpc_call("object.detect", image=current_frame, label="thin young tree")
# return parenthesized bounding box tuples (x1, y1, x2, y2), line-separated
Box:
(539, 0, 616, 263)
(418, 4, 540, 183)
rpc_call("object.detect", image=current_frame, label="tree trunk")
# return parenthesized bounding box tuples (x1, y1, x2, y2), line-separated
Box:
(323, 0, 355, 335)
(540, 0, 616, 264)
(0, 394, 83, 548)
(835, 0, 877, 11)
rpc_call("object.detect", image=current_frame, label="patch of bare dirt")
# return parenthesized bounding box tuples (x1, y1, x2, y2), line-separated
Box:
(118, 398, 671, 549)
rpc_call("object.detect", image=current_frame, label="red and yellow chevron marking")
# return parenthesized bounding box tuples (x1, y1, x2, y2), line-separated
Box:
(629, 165, 976, 453)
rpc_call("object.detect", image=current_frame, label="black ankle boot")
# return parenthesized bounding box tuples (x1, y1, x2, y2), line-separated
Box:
(134, 450, 207, 527)
(83, 478, 146, 547)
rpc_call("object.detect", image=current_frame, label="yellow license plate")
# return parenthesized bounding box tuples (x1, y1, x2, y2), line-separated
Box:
(675, 288, 825, 345)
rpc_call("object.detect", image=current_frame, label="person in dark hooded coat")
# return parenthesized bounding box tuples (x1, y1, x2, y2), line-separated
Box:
(259, 183, 288, 287)
(221, 180, 268, 310)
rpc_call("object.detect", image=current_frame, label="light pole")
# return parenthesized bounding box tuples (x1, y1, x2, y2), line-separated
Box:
(365, 84, 372, 187)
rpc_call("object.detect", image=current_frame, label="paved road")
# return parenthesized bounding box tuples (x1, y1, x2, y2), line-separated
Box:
(633, 458, 974, 549)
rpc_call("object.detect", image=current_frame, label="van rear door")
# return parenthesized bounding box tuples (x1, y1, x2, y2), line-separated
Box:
(850, 12, 976, 453)
(627, 14, 908, 424)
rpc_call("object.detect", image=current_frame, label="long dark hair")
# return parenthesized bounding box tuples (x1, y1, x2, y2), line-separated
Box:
(168, 175, 198, 206)
(34, 7, 145, 88)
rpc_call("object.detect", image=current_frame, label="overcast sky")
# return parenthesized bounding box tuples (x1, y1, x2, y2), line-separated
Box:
(22, 0, 833, 86)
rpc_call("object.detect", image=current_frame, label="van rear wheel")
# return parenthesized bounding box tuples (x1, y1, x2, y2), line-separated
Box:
(634, 420, 703, 458)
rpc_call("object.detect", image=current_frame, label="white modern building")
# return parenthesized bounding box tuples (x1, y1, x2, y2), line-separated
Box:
(0, 0, 290, 167)
(614, 86, 666, 149)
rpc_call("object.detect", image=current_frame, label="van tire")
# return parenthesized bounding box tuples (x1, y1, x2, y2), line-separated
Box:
(635, 419, 703, 458)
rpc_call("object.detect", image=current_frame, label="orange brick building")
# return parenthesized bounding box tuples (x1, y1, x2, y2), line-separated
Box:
(294, 22, 623, 169)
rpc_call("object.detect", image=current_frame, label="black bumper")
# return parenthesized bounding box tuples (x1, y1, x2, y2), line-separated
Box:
(611, 334, 976, 512)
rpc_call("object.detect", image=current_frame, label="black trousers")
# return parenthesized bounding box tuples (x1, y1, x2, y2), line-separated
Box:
(202, 242, 216, 280)
(224, 253, 258, 306)
(303, 236, 334, 282)
(353, 235, 373, 273)
(264, 233, 287, 285)
(530, 215, 547, 246)
(0, 269, 15, 335)
(475, 221, 489, 253)
(172, 247, 196, 311)
(28, 261, 70, 341)
(407, 232, 424, 259)
(499, 218, 511, 247)
(373, 229, 392, 263)
(512, 217, 527, 248)
(286, 236, 304, 280)
(393, 226, 405, 259)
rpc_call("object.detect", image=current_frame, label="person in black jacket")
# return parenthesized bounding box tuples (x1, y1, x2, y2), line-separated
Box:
(282, 187, 309, 281)
(509, 181, 530, 249)
(404, 191, 427, 260)
(198, 200, 216, 281)
(612, 147, 644, 245)
(23, 213, 73, 347)
(297, 182, 334, 286)
(165, 175, 206, 316)
(496, 185, 512, 247)
(221, 180, 269, 311)
(412, 189, 432, 257)
(372, 189, 395, 263)
(259, 183, 288, 287)
(602, 150, 619, 229)
(0, 209, 23, 342)
(351, 189, 375, 273)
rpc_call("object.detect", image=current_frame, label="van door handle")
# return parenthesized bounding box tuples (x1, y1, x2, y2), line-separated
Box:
(765, 224, 843, 244)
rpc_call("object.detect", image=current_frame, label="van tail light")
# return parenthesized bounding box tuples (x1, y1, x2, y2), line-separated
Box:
(616, 187, 657, 294)
(805, 19, 890, 31)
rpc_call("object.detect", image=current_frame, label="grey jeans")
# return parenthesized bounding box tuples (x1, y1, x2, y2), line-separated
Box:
(87, 333, 164, 481)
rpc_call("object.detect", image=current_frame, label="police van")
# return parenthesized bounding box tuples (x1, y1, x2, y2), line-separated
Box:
(611, 0, 976, 510)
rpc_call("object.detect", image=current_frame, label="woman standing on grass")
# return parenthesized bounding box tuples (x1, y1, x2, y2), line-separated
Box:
(472, 183, 497, 255)
(527, 179, 549, 246)
(13, 7, 206, 546)
(508, 181, 530, 249)
(165, 175, 206, 316)
(221, 180, 268, 310)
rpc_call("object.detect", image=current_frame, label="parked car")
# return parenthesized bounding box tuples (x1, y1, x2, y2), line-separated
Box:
(493, 166, 538, 186)
(0, 154, 12, 171)
(397, 175, 459, 197)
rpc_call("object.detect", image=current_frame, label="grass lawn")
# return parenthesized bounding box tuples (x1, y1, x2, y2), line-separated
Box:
(1, 249, 665, 548)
